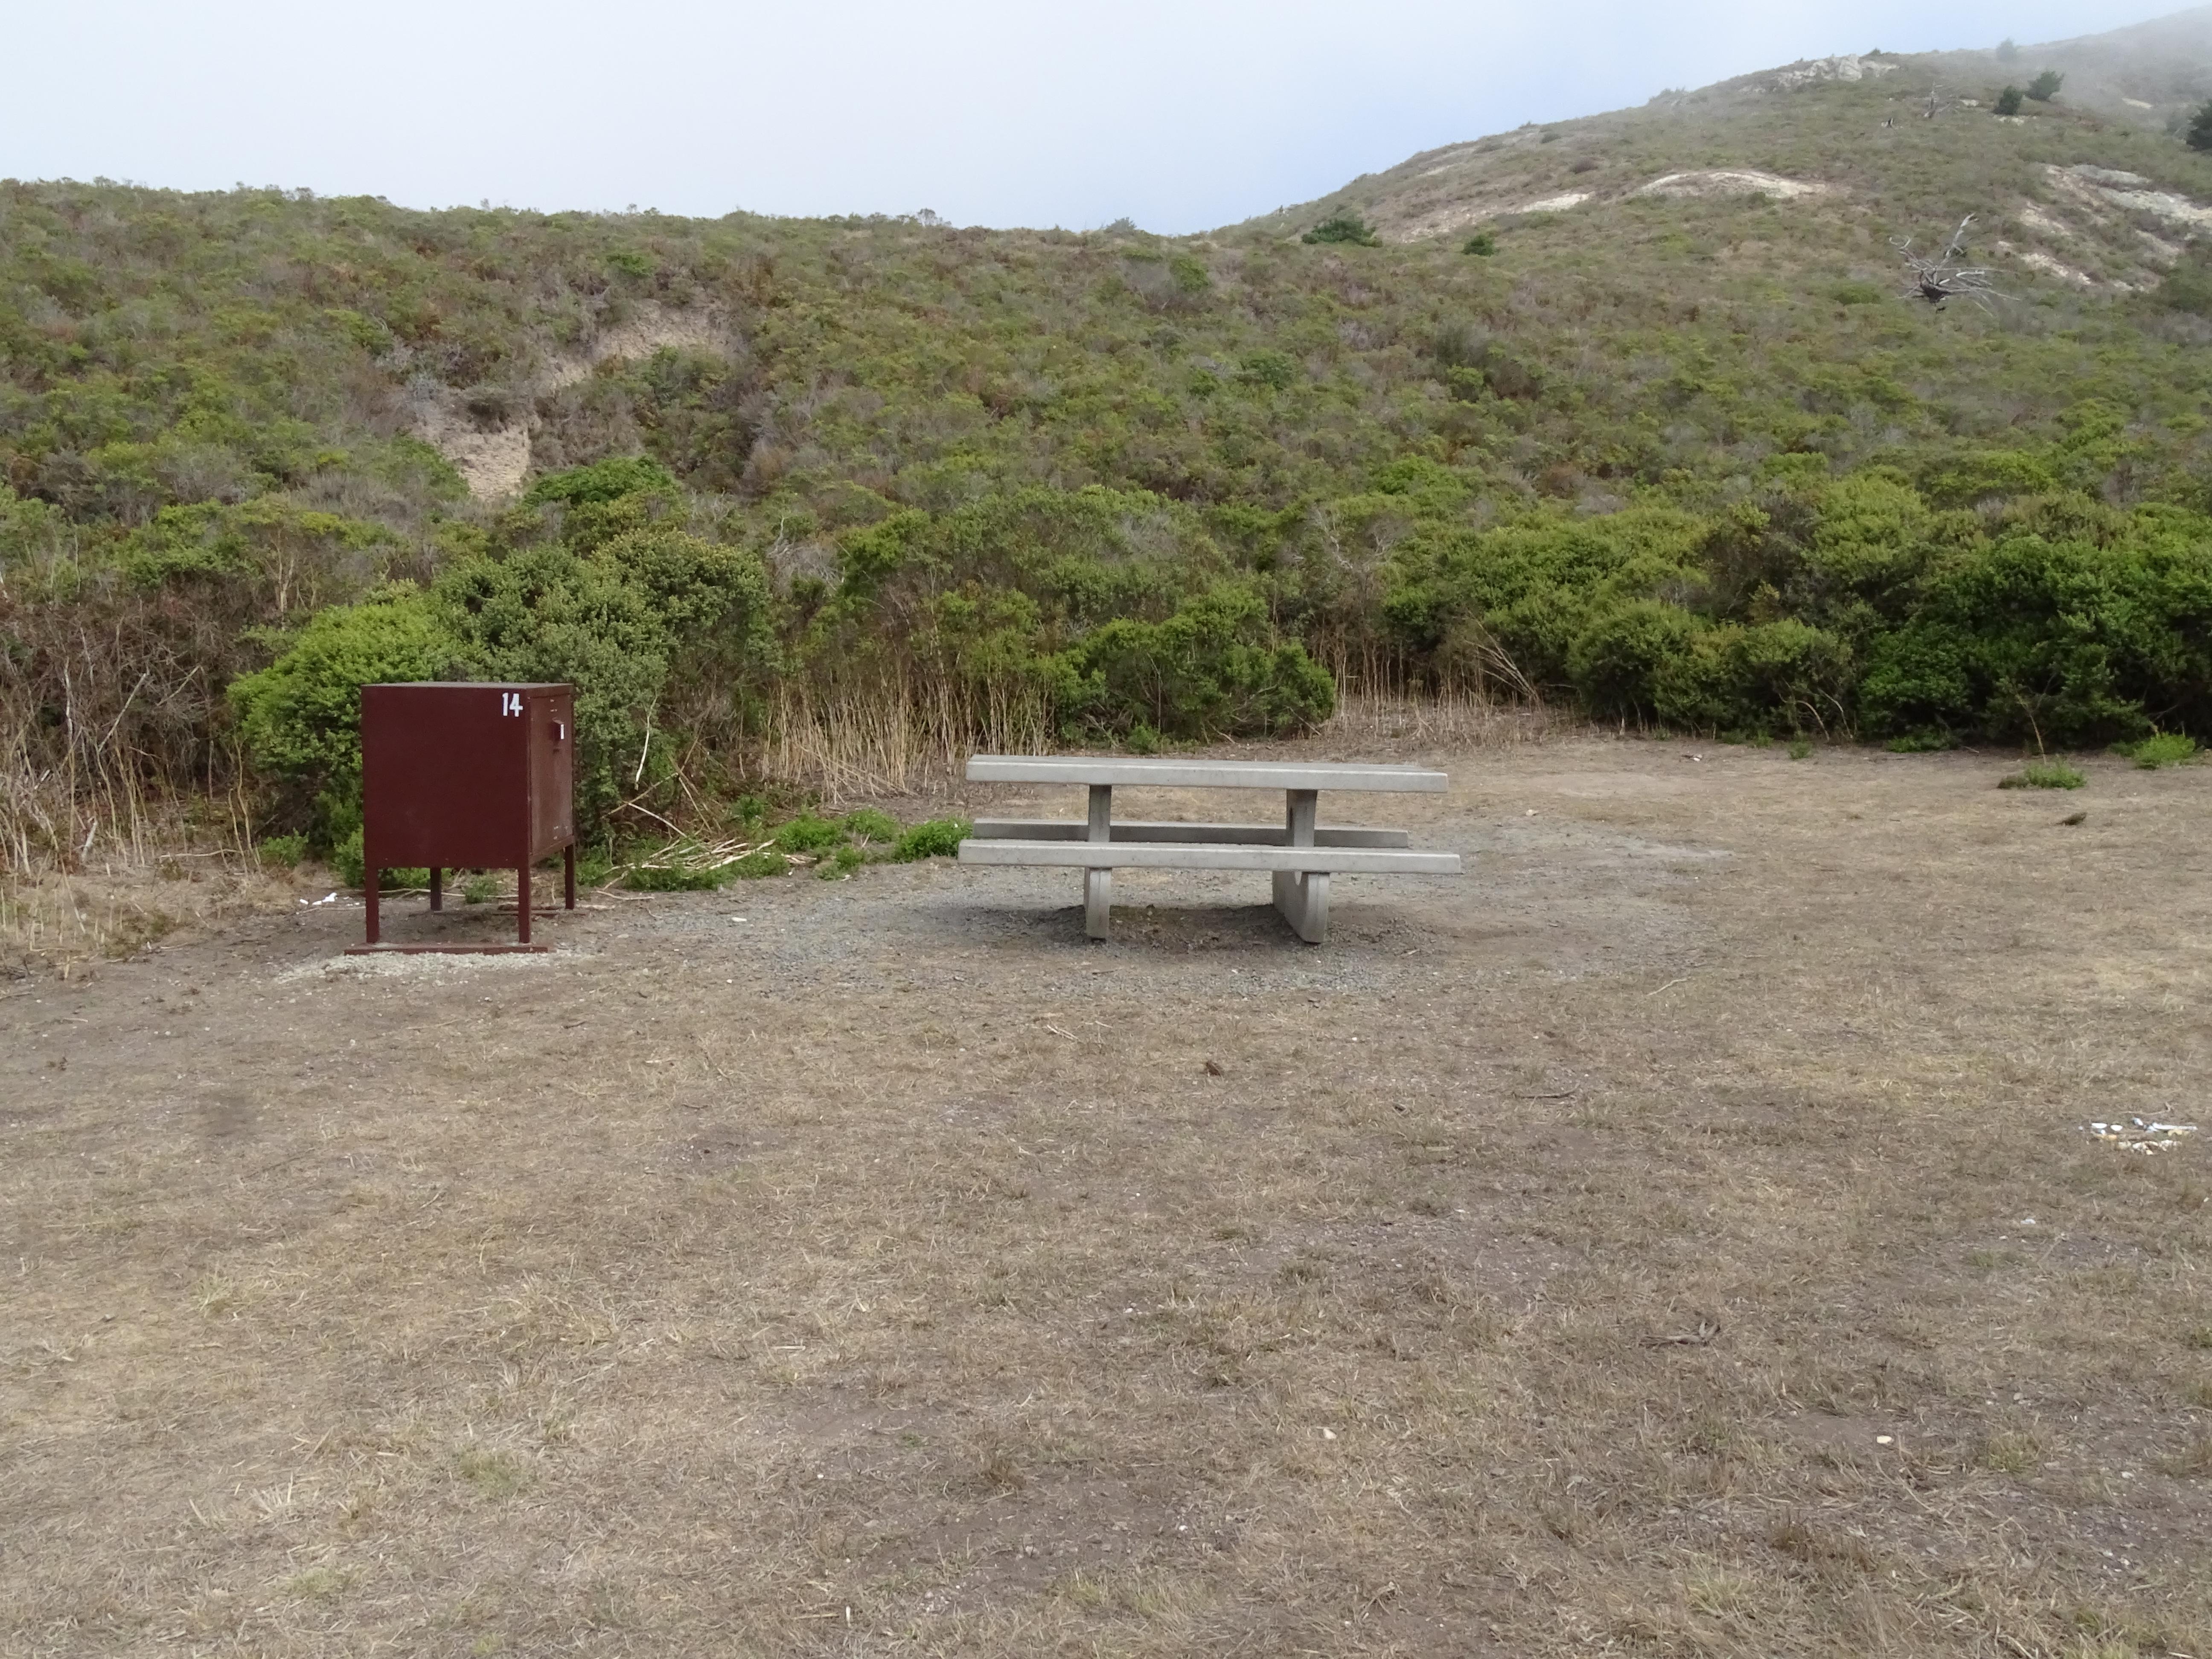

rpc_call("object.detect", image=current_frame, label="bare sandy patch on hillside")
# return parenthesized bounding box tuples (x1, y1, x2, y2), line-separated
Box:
(413, 302, 733, 499)
(6, 734, 2211, 1657)
(1634, 169, 1834, 201)
(2049, 163, 2212, 238)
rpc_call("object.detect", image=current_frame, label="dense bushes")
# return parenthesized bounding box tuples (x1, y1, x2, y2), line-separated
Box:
(228, 466, 777, 850)
(10, 153, 2212, 867)
(1054, 586, 1336, 741)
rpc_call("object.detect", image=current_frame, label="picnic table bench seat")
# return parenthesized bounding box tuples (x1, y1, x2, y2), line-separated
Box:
(958, 755, 1463, 944)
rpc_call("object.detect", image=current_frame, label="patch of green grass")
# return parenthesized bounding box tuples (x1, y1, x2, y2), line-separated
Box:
(1886, 731, 1956, 753)
(772, 814, 846, 853)
(1787, 738, 1812, 760)
(461, 873, 498, 904)
(2184, 1326, 2212, 1351)
(281, 1567, 352, 1600)
(454, 1447, 530, 1499)
(893, 818, 969, 861)
(623, 859, 732, 891)
(817, 844, 865, 879)
(728, 847, 790, 879)
(1999, 761, 2086, 790)
(2114, 733, 2197, 769)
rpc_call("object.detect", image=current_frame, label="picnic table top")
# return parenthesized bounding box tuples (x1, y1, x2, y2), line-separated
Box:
(964, 755, 1448, 792)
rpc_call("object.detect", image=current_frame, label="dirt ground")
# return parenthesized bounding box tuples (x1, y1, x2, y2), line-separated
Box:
(3, 734, 2209, 1659)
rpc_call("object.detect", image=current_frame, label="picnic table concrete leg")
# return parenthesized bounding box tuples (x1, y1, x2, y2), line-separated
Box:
(1275, 789, 1325, 944)
(1286, 871, 1329, 943)
(1085, 783, 1112, 939)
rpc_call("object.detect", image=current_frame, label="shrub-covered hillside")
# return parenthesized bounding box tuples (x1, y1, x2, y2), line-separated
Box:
(7, 12, 2212, 868)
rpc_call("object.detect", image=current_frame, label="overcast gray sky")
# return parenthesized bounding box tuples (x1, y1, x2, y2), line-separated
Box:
(0, 0, 2176, 232)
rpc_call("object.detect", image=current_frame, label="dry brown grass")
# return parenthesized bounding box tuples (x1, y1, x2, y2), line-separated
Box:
(3, 734, 2209, 1657)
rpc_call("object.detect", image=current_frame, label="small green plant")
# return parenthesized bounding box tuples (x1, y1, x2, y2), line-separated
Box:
(461, 873, 498, 904)
(1787, 738, 1813, 760)
(1123, 721, 1161, 755)
(1301, 212, 1380, 247)
(1461, 231, 1497, 256)
(729, 847, 789, 879)
(1978, 1430, 2042, 1474)
(2115, 733, 2197, 768)
(2026, 70, 2063, 102)
(2183, 1326, 2212, 1351)
(257, 832, 308, 870)
(772, 814, 845, 853)
(817, 844, 865, 880)
(2000, 760, 2085, 790)
(840, 808, 902, 847)
(1994, 86, 2023, 116)
(893, 818, 969, 861)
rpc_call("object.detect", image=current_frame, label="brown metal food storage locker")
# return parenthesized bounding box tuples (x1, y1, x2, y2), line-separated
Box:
(352, 683, 577, 953)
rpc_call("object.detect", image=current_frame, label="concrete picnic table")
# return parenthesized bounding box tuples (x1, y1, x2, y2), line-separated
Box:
(958, 755, 1463, 943)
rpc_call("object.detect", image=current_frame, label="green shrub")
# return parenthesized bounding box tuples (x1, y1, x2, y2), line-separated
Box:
(893, 818, 969, 860)
(2025, 70, 2063, 102)
(1237, 350, 1298, 391)
(1053, 585, 1336, 739)
(431, 529, 772, 832)
(524, 456, 677, 506)
(1301, 213, 1380, 246)
(1461, 231, 1497, 256)
(462, 873, 498, 903)
(1856, 527, 2212, 748)
(2190, 100, 2212, 153)
(772, 814, 845, 853)
(2115, 733, 2197, 768)
(1995, 87, 2023, 116)
(257, 832, 309, 869)
(227, 585, 457, 848)
(1787, 738, 1813, 760)
(729, 848, 790, 878)
(1999, 760, 2085, 789)
(841, 808, 902, 847)
(1569, 601, 1704, 722)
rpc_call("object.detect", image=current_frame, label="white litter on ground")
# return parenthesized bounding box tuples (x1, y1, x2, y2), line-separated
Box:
(2087, 1118, 2200, 1154)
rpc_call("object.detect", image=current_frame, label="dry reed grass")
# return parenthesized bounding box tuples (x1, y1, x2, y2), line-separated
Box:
(0, 676, 1535, 975)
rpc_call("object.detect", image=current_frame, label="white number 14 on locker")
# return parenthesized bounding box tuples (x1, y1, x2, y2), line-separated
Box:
(501, 693, 523, 716)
